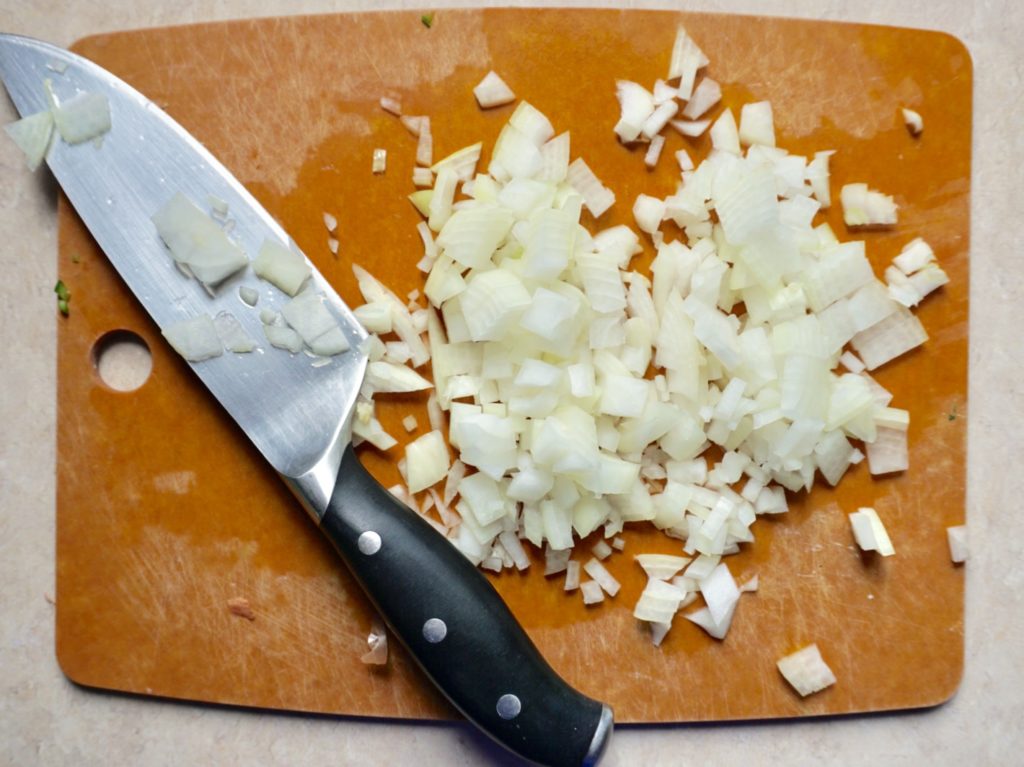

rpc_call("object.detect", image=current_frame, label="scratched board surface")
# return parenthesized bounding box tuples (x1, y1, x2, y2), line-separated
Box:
(56, 10, 969, 722)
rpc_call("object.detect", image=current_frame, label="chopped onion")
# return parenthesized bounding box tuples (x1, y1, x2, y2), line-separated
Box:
(632, 194, 666, 235)
(583, 557, 620, 596)
(263, 323, 304, 353)
(946, 525, 968, 563)
(682, 77, 722, 120)
(709, 109, 740, 154)
(473, 71, 516, 108)
(53, 92, 111, 144)
(776, 644, 836, 696)
(738, 101, 775, 147)
(405, 430, 450, 492)
(633, 578, 685, 624)
(238, 286, 259, 307)
(252, 239, 311, 296)
(432, 143, 483, 182)
(675, 149, 694, 171)
(580, 580, 604, 604)
(4, 109, 54, 171)
(567, 158, 615, 218)
(841, 183, 898, 227)
(416, 118, 433, 167)
(848, 506, 895, 556)
(670, 118, 710, 137)
(379, 96, 402, 116)
(902, 107, 923, 136)
(544, 547, 571, 575)
(372, 148, 387, 174)
(401, 115, 426, 136)
(642, 101, 679, 140)
(614, 80, 655, 143)
(850, 308, 927, 370)
(564, 559, 581, 591)
(213, 311, 256, 353)
(866, 425, 908, 475)
(412, 167, 434, 188)
(330, 22, 951, 650)
(668, 24, 708, 99)
(152, 193, 249, 289)
(653, 79, 678, 105)
(644, 134, 666, 169)
(592, 540, 613, 560)
(163, 314, 223, 361)
(365, 360, 433, 393)
(635, 553, 690, 580)
(683, 602, 736, 640)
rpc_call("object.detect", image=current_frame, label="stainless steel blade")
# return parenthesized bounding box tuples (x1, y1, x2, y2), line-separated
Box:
(0, 34, 367, 516)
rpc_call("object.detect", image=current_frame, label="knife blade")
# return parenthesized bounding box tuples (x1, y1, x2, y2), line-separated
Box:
(0, 33, 612, 766)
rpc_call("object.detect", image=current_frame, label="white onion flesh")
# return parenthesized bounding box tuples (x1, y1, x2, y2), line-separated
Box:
(162, 313, 224, 361)
(152, 193, 249, 289)
(53, 92, 111, 144)
(682, 77, 722, 120)
(946, 525, 968, 563)
(777, 644, 836, 696)
(902, 108, 923, 136)
(473, 71, 516, 108)
(841, 183, 898, 227)
(4, 109, 54, 171)
(848, 506, 895, 556)
(405, 430, 451, 492)
(213, 311, 256, 353)
(252, 239, 311, 296)
(580, 580, 604, 604)
(668, 24, 708, 99)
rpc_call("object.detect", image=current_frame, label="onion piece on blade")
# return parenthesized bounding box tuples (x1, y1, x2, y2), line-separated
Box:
(4, 109, 54, 171)
(53, 92, 111, 144)
(162, 314, 223, 362)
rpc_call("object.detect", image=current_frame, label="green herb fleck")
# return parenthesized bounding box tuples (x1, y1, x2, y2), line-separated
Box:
(71, 252, 81, 264)
(421, 12, 435, 28)
(54, 279, 70, 316)
(947, 403, 958, 422)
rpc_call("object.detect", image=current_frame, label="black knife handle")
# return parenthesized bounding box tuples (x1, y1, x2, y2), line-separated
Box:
(319, 444, 613, 767)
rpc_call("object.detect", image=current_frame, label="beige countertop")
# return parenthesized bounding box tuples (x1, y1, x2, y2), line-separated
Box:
(1, 1, 1021, 764)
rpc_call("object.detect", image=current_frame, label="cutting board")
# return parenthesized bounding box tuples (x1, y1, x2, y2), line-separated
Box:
(55, 9, 970, 723)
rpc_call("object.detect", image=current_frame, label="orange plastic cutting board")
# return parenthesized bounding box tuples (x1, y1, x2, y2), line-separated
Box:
(55, 9, 970, 723)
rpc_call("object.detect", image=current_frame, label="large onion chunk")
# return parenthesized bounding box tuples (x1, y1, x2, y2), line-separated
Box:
(152, 193, 249, 289)
(473, 71, 516, 109)
(53, 92, 111, 144)
(162, 313, 224, 361)
(841, 183, 898, 227)
(405, 430, 451, 493)
(777, 644, 837, 697)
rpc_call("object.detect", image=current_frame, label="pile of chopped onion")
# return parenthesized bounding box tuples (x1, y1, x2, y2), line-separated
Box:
(342, 23, 952, 651)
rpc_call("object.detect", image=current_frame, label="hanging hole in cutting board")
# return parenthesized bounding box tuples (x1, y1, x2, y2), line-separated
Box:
(92, 330, 152, 392)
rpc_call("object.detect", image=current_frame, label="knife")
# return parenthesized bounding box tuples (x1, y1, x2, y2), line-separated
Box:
(0, 33, 613, 767)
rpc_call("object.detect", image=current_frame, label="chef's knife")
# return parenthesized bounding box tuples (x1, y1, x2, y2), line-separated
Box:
(0, 34, 612, 767)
